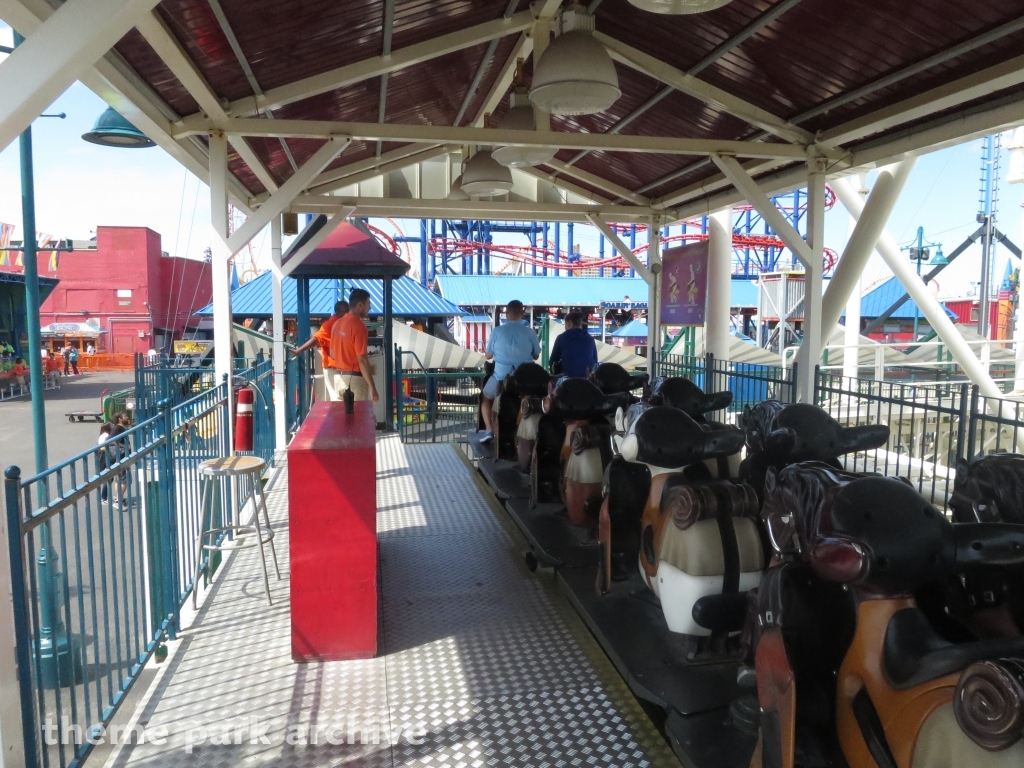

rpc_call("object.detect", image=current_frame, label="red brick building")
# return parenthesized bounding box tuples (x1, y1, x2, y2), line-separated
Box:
(35, 226, 212, 354)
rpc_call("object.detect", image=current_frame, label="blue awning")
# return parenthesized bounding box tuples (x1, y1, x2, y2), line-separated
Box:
(435, 274, 759, 309)
(846, 277, 957, 321)
(198, 272, 465, 318)
(611, 319, 649, 337)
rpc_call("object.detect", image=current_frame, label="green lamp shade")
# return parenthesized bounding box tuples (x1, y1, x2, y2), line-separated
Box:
(929, 247, 947, 266)
(82, 107, 155, 148)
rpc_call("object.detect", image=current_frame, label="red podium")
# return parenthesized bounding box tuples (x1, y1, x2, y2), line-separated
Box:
(288, 400, 377, 661)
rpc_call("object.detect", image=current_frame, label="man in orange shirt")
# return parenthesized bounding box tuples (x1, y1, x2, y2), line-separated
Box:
(292, 300, 348, 400)
(329, 288, 379, 402)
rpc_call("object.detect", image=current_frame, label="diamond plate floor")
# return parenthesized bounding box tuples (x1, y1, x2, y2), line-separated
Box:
(107, 436, 677, 768)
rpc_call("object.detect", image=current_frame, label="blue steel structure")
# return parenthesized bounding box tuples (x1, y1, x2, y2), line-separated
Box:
(377, 190, 817, 287)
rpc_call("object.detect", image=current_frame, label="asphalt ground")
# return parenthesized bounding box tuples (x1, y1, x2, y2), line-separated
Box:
(0, 370, 135, 477)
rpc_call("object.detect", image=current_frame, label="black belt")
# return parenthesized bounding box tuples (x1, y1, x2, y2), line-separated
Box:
(334, 370, 361, 375)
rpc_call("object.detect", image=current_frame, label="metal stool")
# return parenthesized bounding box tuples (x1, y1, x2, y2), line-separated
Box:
(192, 456, 281, 607)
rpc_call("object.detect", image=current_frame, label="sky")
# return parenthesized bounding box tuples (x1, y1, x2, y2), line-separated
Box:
(1, 20, 1022, 300)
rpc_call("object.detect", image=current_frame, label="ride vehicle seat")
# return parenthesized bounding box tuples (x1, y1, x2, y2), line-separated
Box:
(499, 363, 551, 471)
(610, 406, 763, 637)
(541, 377, 631, 526)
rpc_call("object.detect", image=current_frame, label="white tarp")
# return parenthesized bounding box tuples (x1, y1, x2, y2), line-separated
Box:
(392, 321, 486, 370)
(901, 323, 1014, 364)
(664, 326, 781, 366)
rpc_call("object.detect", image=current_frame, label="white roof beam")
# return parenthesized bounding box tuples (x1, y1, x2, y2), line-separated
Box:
(517, 166, 613, 204)
(0, 0, 162, 154)
(1, 0, 255, 211)
(133, 11, 280, 192)
(209, 10, 535, 118)
(285, 194, 665, 222)
(712, 154, 813, 266)
(280, 206, 355, 277)
(470, 32, 529, 127)
(226, 136, 349, 253)
(542, 158, 650, 205)
(305, 144, 450, 197)
(187, 117, 810, 159)
(587, 215, 653, 283)
(820, 53, 1024, 146)
(257, 143, 447, 202)
(596, 33, 814, 147)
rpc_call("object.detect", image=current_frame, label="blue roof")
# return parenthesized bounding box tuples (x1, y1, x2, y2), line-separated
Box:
(435, 275, 649, 307)
(198, 272, 465, 318)
(846, 277, 957, 321)
(611, 319, 649, 337)
(435, 274, 758, 309)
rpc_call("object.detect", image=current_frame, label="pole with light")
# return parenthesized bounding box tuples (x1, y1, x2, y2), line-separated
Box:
(903, 226, 942, 342)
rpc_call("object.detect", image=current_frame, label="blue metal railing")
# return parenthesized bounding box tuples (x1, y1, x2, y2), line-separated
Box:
(4, 370, 278, 768)
(394, 349, 486, 444)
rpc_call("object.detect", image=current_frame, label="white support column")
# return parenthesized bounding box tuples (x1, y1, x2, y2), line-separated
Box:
(834, 178, 1003, 399)
(706, 207, 733, 362)
(270, 215, 287, 450)
(281, 207, 355, 277)
(843, 174, 866, 380)
(209, 131, 234, 394)
(0, 0, 162, 153)
(649, 217, 663, 366)
(820, 161, 915, 335)
(802, 163, 826, 402)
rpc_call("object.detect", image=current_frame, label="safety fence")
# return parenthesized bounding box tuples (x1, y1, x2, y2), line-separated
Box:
(657, 352, 797, 416)
(3, 370, 277, 768)
(394, 349, 486, 444)
(75, 353, 136, 372)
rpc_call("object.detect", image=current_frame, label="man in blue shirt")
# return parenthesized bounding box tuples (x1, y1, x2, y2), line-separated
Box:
(481, 300, 540, 443)
(549, 311, 598, 379)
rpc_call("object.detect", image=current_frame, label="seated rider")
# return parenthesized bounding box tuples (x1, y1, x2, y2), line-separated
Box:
(480, 300, 540, 443)
(549, 311, 598, 378)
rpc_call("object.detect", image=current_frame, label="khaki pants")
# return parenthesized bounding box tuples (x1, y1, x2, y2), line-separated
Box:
(332, 371, 371, 401)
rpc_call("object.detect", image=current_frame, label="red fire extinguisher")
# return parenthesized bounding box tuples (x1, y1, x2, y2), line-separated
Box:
(235, 386, 254, 452)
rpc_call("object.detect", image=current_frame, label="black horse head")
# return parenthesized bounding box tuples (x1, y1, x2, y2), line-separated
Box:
(590, 363, 648, 395)
(503, 362, 552, 398)
(544, 377, 631, 420)
(951, 453, 1024, 525)
(742, 402, 889, 465)
(619, 406, 744, 470)
(648, 376, 732, 422)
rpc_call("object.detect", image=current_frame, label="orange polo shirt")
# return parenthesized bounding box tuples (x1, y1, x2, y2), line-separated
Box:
(313, 315, 340, 369)
(329, 313, 368, 372)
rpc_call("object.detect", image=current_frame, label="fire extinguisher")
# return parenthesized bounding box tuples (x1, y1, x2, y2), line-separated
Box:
(235, 386, 254, 452)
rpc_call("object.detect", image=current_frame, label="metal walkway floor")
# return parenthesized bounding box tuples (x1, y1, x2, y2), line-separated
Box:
(106, 435, 676, 767)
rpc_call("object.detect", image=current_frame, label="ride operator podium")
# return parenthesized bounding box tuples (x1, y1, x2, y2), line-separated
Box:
(288, 400, 377, 660)
(281, 220, 409, 661)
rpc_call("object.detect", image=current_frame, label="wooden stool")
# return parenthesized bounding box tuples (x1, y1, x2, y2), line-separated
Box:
(192, 456, 281, 607)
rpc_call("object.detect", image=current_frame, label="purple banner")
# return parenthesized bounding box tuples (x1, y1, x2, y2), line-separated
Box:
(660, 240, 709, 325)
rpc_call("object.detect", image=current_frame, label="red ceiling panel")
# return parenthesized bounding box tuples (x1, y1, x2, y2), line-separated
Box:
(107, 0, 1024, 202)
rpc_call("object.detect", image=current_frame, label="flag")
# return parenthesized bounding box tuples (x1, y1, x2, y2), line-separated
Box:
(39, 234, 58, 273)
(0, 223, 13, 267)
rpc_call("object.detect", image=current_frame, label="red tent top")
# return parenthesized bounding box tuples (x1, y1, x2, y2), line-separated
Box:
(286, 221, 410, 279)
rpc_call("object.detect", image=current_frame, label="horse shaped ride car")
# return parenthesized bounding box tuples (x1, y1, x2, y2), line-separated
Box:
(600, 406, 764, 654)
(738, 401, 890, 502)
(751, 463, 1024, 768)
(490, 362, 551, 464)
(535, 377, 631, 526)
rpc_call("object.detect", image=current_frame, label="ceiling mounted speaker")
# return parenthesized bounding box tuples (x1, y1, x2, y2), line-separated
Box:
(628, 0, 734, 13)
(448, 174, 470, 201)
(529, 5, 620, 116)
(460, 151, 514, 197)
(492, 90, 557, 168)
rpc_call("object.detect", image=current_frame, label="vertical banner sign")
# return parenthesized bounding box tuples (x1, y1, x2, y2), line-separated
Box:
(660, 240, 710, 325)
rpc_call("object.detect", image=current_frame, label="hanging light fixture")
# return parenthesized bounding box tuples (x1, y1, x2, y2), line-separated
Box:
(81, 107, 155, 148)
(628, 0, 734, 13)
(460, 150, 514, 197)
(929, 245, 948, 266)
(529, 4, 620, 116)
(448, 173, 470, 201)
(493, 88, 557, 168)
